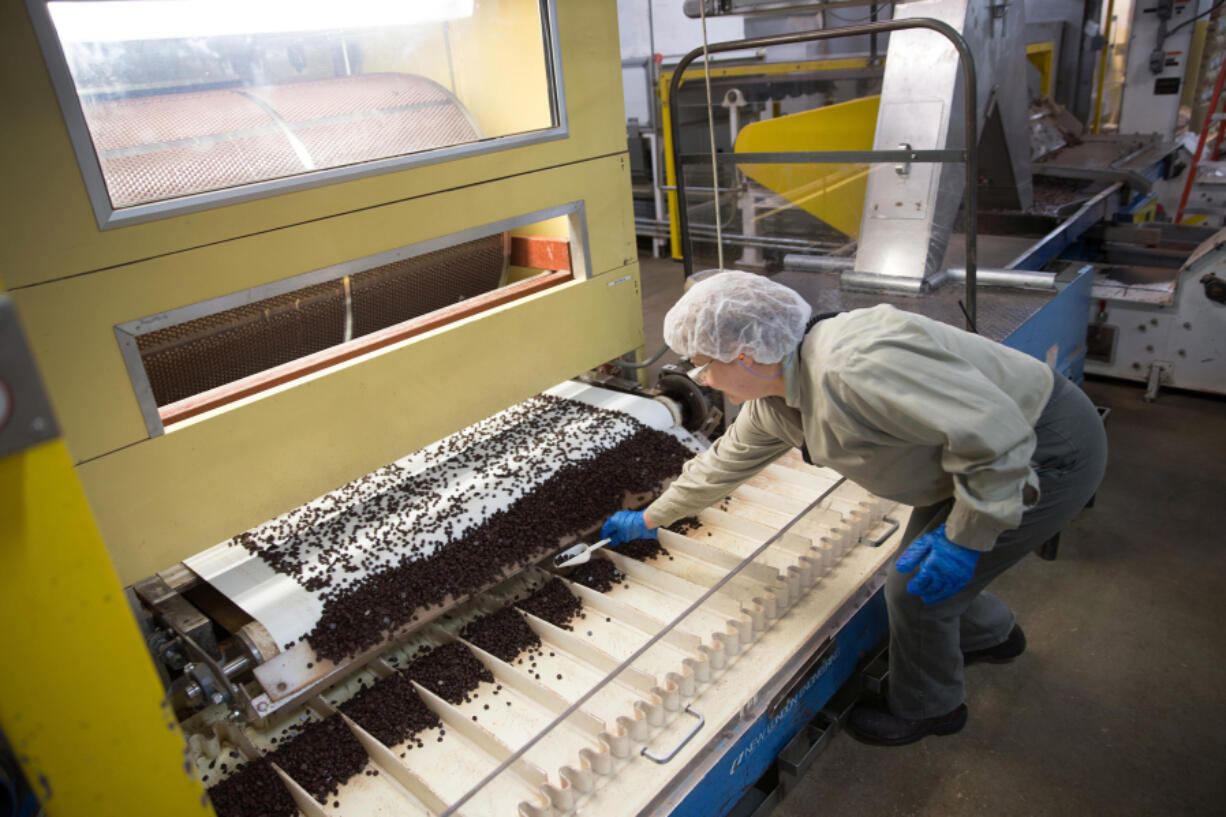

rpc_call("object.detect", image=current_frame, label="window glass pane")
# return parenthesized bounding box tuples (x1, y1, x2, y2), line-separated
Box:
(45, 0, 558, 209)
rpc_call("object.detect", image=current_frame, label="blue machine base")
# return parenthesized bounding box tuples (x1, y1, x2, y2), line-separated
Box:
(668, 592, 889, 817)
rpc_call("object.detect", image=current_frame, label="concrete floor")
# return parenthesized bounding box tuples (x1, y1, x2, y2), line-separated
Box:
(636, 253, 1226, 817)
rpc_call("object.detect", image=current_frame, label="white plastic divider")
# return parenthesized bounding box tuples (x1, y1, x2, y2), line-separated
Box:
(657, 528, 784, 588)
(338, 713, 450, 816)
(697, 506, 814, 555)
(436, 625, 608, 741)
(412, 682, 553, 806)
(601, 551, 758, 641)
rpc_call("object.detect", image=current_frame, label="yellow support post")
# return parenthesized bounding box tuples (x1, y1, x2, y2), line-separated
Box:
(0, 294, 211, 816)
(1026, 42, 1055, 97)
(1093, 0, 1117, 134)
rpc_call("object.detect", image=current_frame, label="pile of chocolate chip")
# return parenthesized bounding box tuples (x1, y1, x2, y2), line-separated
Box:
(461, 606, 542, 663)
(208, 715, 368, 815)
(615, 539, 671, 562)
(270, 716, 369, 804)
(668, 516, 702, 535)
(564, 559, 626, 593)
(207, 758, 296, 817)
(515, 578, 584, 630)
(338, 671, 440, 748)
(300, 424, 692, 661)
(403, 641, 493, 705)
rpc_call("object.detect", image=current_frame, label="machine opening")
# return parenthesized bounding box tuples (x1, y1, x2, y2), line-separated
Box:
(117, 208, 582, 434)
(37, 0, 561, 219)
(1086, 323, 1117, 364)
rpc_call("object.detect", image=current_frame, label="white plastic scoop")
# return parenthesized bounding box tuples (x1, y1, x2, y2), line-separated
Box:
(552, 538, 613, 569)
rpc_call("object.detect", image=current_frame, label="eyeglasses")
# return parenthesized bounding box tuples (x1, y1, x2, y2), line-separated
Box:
(687, 360, 712, 382)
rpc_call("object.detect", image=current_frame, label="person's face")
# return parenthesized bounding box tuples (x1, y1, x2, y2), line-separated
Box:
(689, 354, 780, 404)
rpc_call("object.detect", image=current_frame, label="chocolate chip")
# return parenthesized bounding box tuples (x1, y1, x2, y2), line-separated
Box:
(566, 560, 625, 593)
(461, 607, 540, 663)
(515, 579, 583, 630)
(206, 758, 295, 817)
(338, 671, 439, 748)
(229, 396, 692, 664)
(616, 538, 671, 562)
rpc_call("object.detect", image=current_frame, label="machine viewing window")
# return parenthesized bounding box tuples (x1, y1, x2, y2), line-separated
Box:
(115, 204, 587, 436)
(33, 0, 563, 225)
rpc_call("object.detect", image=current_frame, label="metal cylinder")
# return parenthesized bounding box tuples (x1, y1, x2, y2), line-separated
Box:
(782, 254, 856, 271)
(943, 268, 1056, 291)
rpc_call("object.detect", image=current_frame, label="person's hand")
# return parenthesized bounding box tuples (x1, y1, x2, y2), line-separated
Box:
(895, 524, 980, 604)
(601, 510, 656, 546)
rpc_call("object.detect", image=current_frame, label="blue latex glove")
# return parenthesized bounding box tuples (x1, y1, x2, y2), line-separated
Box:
(895, 524, 981, 604)
(601, 510, 656, 547)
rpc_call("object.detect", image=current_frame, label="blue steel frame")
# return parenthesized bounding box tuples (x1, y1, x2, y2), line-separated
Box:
(1002, 268, 1093, 383)
(668, 592, 890, 817)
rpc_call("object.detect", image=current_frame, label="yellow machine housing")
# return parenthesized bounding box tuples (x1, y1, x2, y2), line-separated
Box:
(0, 0, 641, 812)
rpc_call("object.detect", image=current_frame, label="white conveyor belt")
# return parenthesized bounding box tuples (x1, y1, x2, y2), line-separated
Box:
(185, 383, 704, 650)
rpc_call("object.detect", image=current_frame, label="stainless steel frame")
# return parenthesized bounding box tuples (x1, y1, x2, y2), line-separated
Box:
(668, 18, 981, 329)
(22, 0, 569, 230)
(114, 200, 591, 438)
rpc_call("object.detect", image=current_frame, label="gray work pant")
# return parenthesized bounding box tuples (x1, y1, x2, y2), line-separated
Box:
(886, 374, 1108, 719)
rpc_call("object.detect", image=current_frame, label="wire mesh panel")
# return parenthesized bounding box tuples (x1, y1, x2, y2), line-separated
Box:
(136, 281, 347, 406)
(84, 75, 482, 208)
(136, 233, 508, 407)
(350, 233, 508, 337)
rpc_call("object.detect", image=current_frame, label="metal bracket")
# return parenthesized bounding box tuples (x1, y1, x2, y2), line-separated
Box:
(642, 706, 705, 764)
(989, 2, 1009, 37)
(895, 143, 912, 176)
(1143, 361, 1172, 402)
(0, 295, 60, 458)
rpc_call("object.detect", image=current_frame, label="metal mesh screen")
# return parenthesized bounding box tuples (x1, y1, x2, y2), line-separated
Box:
(136, 281, 347, 406)
(350, 234, 508, 337)
(85, 74, 481, 208)
(137, 233, 508, 407)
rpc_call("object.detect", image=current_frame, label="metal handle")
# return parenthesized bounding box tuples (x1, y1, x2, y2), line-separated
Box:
(642, 706, 705, 764)
(895, 142, 912, 176)
(865, 516, 901, 548)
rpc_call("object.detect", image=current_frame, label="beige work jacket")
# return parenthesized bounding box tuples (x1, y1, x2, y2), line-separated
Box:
(646, 304, 1056, 551)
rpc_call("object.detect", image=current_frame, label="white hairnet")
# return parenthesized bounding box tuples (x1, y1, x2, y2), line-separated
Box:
(663, 271, 811, 363)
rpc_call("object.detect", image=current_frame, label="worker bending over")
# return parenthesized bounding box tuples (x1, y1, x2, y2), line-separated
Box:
(601, 271, 1107, 746)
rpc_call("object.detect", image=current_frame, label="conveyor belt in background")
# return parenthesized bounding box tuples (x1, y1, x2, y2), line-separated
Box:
(773, 268, 1057, 343)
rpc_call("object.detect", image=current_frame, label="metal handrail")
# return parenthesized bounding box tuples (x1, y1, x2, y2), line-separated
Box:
(668, 18, 980, 330)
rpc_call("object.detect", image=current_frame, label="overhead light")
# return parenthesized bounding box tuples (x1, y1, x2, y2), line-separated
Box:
(48, 0, 475, 44)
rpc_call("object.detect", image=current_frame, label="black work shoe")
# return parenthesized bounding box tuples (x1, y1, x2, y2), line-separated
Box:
(846, 702, 968, 747)
(962, 623, 1026, 665)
